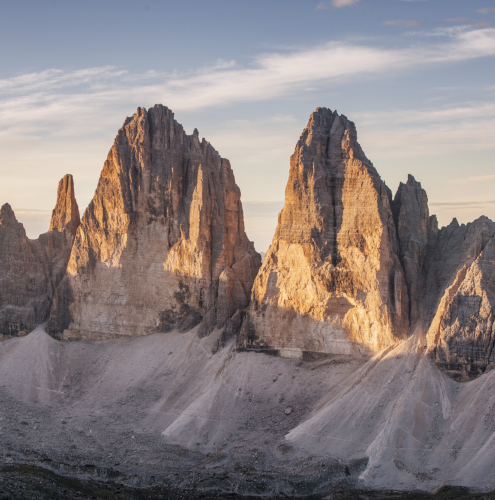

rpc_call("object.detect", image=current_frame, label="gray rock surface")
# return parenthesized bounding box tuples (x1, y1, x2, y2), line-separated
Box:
(48, 105, 260, 340)
(0, 175, 79, 338)
(392, 174, 430, 329)
(425, 217, 495, 380)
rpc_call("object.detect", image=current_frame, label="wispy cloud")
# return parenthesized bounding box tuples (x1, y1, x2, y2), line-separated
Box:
(449, 174, 495, 185)
(430, 200, 495, 207)
(316, 0, 359, 9)
(1, 28, 495, 129)
(355, 100, 495, 159)
(12, 208, 52, 239)
(445, 18, 490, 27)
(384, 20, 425, 27)
(476, 8, 495, 14)
(0, 67, 127, 95)
(405, 26, 472, 37)
(357, 101, 495, 125)
(243, 200, 284, 216)
(332, 0, 360, 7)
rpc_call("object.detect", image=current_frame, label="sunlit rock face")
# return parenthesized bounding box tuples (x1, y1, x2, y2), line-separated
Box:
(235, 107, 495, 378)
(0, 175, 80, 338)
(4, 104, 495, 383)
(239, 108, 409, 357)
(48, 105, 260, 340)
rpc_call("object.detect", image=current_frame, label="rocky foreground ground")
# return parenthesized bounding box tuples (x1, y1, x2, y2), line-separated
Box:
(1, 325, 495, 497)
(2, 465, 495, 500)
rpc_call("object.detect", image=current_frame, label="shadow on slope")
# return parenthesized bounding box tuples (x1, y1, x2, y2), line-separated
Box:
(286, 332, 495, 492)
(2, 325, 495, 495)
(0, 323, 67, 404)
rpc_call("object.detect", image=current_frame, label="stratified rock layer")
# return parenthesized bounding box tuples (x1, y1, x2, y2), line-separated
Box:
(48, 105, 260, 339)
(0, 175, 80, 338)
(237, 108, 495, 377)
(425, 216, 495, 380)
(240, 108, 409, 356)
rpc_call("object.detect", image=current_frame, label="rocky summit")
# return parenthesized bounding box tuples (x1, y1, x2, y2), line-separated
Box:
(2, 105, 495, 498)
(47, 105, 261, 340)
(0, 174, 79, 338)
(238, 108, 495, 382)
(240, 108, 409, 357)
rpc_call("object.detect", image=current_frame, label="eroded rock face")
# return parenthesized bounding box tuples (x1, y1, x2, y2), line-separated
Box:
(389, 180, 495, 380)
(4, 105, 495, 383)
(239, 108, 409, 357)
(49, 174, 80, 236)
(48, 105, 260, 339)
(392, 175, 430, 329)
(425, 216, 495, 380)
(0, 175, 80, 338)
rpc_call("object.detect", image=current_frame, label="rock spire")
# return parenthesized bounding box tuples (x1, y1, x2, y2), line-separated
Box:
(0, 176, 80, 338)
(392, 174, 431, 328)
(3, 105, 495, 383)
(49, 174, 80, 236)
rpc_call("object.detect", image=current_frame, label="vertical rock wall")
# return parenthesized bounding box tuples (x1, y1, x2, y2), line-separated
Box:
(3, 104, 495, 382)
(392, 175, 430, 329)
(425, 217, 495, 380)
(48, 105, 260, 339)
(240, 108, 409, 356)
(0, 175, 80, 338)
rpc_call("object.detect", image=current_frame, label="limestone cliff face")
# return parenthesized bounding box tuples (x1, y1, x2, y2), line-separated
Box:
(48, 105, 260, 339)
(38, 175, 81, 296)
(425, 216, 495, 380)
(392, 175, 430, 329)
(4, 105, 495, 383)
(0, 175, 80, 338)
(236, 107, 495, 377)
(240, 108, 409, 356)
(389, 180, 495, 380)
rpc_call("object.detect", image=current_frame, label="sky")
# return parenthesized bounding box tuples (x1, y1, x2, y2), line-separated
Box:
(1, 0, 495, 253)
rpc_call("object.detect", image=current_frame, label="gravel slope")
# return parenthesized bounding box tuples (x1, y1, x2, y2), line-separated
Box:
(1, 325, 494, 496)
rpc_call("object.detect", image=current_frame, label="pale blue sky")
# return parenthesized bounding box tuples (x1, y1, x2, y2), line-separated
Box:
(1, 0, 495, 252)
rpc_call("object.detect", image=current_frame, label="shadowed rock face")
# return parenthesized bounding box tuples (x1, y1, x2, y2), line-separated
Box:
(48, 105, 260, 339)
(240, 108, 409, 357)
(425, 216, 495, 380)
(392, 174, 431, 329)
(3, 105, 495, 382)
(0, 175, 80, 338)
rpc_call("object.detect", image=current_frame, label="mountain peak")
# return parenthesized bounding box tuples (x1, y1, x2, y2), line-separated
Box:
(49, 174, 80, 236)
(0, 203, 17, 225)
